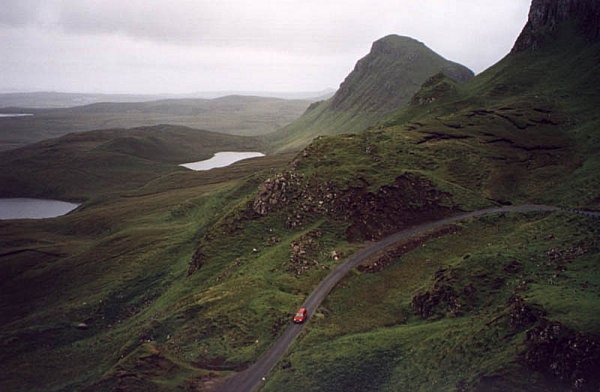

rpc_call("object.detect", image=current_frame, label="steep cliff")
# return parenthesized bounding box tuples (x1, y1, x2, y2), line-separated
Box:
(513, 0, 600, 51)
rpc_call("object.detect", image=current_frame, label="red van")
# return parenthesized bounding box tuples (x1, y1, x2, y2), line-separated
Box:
(293, 307, 308, 324)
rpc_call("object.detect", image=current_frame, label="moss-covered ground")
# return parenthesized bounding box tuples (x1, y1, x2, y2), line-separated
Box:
(263, 212, 599, 391)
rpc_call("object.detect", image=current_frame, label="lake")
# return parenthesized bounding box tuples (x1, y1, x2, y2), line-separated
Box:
(0, 198, 80, 220)
(0, 114, 34, 118)
(180, 151, 265, 171)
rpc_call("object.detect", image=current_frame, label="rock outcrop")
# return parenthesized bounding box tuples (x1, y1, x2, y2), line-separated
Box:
(513, 0, 600, 52)
(507, 295, 546, 330)
(410, 72, 458, 106)
(252, 171, 454, 242)
(288, 230, 323, 275)
(411, 268, 477, 319)
(525, 320, 600, 391)
(252, 172, 304, 216)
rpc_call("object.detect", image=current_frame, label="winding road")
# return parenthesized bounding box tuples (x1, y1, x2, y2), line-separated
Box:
(217, 204, 599, 392)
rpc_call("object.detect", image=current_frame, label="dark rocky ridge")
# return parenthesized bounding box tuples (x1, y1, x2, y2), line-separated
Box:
(513, 0, 600, 52)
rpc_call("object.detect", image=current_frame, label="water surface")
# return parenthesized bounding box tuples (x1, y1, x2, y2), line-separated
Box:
(0, 198, 79, 219)
(0, 114, 34, 118)
(180, 151, 265, 171)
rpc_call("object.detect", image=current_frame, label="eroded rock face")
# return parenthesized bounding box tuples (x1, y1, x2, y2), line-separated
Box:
(288, 230, 323, 275)
(340, 174, 453, 241)
(187, 248, 205, 275)
(525, 320, 600, 391)
(252, 172, 304, 216)
(513, 0, 600, 52)
(507, 295, 546, 330)
(252, 171, 454, 242)
(411, 268, 475, 319)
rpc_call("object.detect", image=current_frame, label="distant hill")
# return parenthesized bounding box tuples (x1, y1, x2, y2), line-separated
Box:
(0, 92, 164, 109)
(269, 35, 474, 151)
(180, 89, 336, 101)
(0, 124, 263, 200)
(0, 90, 335, 109)
(0, 95, 310, 151)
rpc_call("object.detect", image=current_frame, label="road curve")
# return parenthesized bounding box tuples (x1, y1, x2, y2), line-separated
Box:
(217, 204, 598, 392)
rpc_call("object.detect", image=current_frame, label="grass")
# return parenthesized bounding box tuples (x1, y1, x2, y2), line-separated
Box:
(263, 212, 600, 391)
(1, 15, 599, 392)
(0, 151, 298, 391)
(0, 124, 265, 201)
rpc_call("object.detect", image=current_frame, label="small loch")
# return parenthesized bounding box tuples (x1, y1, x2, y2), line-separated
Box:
(0, 114, 34, 118)
(0, 198, 79, 220)
(180, 151, 265, 171)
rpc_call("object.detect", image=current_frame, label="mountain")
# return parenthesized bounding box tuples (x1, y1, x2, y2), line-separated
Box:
(179, 89, 337, 101)
(269, 35, 474, 151)
(329, 35, 473, 113)
(0, 95, 310, 151)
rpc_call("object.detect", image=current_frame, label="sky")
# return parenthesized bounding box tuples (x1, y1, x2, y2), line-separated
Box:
(0, 1, 531, 94)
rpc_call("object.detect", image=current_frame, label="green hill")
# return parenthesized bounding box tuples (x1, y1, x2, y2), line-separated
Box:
(0, 124, 263, 201)
(0, 152, 294, 392)
(268, 35, 473, 151)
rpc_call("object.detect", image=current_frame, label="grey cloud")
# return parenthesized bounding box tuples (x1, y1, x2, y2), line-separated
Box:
(53, 0, 373, 54)
(0, 0, 46, 26)
(1, 0, 532, 94)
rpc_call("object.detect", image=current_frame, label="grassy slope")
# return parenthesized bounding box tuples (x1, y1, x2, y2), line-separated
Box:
(256, 25, 600, 391)
(382, 25, 600, 208)
(0, 95, 309, 151)
(263, 212, 599, 391)
(0, 153, 295, 392)
(0, 124, 263, 201)
(266, 99, 381, 153)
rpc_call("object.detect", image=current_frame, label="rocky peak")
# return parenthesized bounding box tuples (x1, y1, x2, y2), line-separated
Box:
(329, 34, 473, 113)
(369, 35, 425, 58)
(513, 0, 600, 52)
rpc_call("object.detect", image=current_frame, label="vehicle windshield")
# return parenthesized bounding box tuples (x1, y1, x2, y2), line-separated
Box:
(295, 312, 303, 317)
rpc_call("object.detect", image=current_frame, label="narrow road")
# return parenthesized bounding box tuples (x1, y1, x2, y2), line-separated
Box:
(217, 204, 598, 392)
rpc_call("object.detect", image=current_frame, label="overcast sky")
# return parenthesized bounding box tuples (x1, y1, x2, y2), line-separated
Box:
(0, 1, 531, 94)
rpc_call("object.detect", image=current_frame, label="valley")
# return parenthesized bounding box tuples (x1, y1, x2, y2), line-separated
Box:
(1, 0, 599, 391)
